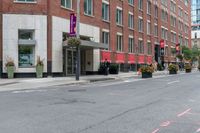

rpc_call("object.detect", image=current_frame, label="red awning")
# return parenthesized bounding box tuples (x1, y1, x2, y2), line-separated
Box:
(101, 51, 111, 62)
(116, 53, 125, 63)
(147, 56, 152, 64)
(138, 55, 145, 64)
(128, 54, 135, 64)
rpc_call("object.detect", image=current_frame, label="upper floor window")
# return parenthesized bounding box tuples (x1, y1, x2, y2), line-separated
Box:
(128, 13, 134, 29)
(84, 0, 93, 15)
(102, 31, 109, 45)
(117, 34, 123, 52)
(147, 21, 151, 35)
(128, 37, 134, 53)
(116, 8, 123, 25)
(138, 17, 143, 32)
(128, 0, 134, 5)
(61, 0, 72, 9)
(102, 1, 109, 21)
(19, 30, 34, 40)
(147, 42, 152, 55)
(147, 0, 151, 15)
(138, 40, 144, 54)
(154, 5, 158, 18)
(161, 0, 167, 6)
(138, 0, 143, 10)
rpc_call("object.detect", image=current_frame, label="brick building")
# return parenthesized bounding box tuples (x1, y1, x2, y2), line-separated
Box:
(0, 0, 191, 77)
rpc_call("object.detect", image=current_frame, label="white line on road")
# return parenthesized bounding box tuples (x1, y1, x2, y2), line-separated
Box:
(151, 128, 160, 133)
(177, 108, 191, 117)
(12, 89, 47, 94)
(167, 80, 180, 85)
(196, 128, 200, 132)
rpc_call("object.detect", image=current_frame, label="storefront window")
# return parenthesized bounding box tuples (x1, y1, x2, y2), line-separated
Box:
(18, 45, 34, 67)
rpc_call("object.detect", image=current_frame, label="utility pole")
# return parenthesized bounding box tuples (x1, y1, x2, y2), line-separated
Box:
(76, 0, 80, 81)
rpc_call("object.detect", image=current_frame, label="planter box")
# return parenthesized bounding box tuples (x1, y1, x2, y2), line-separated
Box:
(109, 70, 119, 74)
(7, 66, 15, 79)
(185, 69, 191, 73)
(36, 65, 43, 78)
(142, 72, 152, 78)
(169, 70, 177, 74)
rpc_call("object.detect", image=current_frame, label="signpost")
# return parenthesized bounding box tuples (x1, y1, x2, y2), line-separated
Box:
(69, 0, 80, 81)
(76, 0, 80, 81)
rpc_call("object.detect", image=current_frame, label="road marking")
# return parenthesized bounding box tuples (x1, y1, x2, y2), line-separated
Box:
(160, 121, 171, 127)
(167, 80, 180, 85)
(177, 108, 191, 117)
(151, 128, 160, 133)
(196, 128, 200, 132)
(12, 89, 46, 94)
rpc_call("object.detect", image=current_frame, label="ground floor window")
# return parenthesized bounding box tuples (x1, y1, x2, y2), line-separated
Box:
(18, 45, 35, 67)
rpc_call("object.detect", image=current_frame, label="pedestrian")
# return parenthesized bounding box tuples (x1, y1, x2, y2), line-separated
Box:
(104, 59, 110, 75)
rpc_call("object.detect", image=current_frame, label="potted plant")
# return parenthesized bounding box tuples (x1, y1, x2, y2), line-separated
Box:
(36, 56, 44, 78)
(109, 64, 119, 74)
(140, 65, 154, 78)
(67, 37, 81, 47)
(5, 57, 15, 79)
(184, 63, 192, 73)
(168, 64, 178, 74)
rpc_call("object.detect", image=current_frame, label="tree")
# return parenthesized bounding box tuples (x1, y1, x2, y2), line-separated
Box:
(182, 45, 200, 67)
(182, 46, 192, 61)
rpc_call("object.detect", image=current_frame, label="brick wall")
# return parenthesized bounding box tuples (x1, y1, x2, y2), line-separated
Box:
(0, 0, 192, 71)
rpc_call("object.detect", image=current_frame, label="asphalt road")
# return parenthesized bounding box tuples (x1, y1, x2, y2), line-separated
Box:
(1, 72, 200, 133)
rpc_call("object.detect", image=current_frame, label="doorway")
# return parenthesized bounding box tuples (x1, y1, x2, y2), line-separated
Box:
(66, 50, 77, 75)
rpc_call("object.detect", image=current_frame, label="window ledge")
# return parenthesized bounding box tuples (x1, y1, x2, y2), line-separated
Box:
(138, 9, 143, 12)
(84, 13, 94, 18)
(61, 6, 74, 11)
(116, 51, 124, 53)
(13, 1, 37, 4)
(128, 28, 134, 31)
(116, 24, 123, 27)
(128, 3, 134, 7)
(102, 19, 110, 23)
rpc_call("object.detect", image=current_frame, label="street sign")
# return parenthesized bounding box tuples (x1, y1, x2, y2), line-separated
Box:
(176, 43, 180, 55)
(160, 40, 165, 56)
(160, 39, 165, 48)
(70, 13, 77, 36)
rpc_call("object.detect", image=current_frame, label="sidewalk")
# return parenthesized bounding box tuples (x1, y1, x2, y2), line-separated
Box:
(0, 70, 180, 92)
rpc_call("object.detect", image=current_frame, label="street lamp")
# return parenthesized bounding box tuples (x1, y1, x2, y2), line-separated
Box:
(76, 0, 80, 81)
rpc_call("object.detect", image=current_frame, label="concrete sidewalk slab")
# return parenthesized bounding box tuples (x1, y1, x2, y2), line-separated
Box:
(0, 70, 193, 92)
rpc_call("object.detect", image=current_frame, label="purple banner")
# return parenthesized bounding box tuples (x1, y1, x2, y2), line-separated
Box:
(70, 13, 77, 36)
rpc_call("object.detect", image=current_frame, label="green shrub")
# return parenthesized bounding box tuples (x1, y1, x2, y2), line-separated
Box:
(140, 66, 154, 73)
(109, 64, 119, 74)
(184, 63, 192, 70)
(168, 64, 178, 71)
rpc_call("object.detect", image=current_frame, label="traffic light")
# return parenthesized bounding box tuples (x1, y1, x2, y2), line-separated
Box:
(176, 43, 180, 55)
(160, 40, 165, 56)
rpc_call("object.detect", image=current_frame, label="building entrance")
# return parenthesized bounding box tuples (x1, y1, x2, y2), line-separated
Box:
(66, 50, 77, 75)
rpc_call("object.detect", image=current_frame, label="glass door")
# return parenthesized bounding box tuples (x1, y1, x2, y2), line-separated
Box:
(66, 50, 77, 75)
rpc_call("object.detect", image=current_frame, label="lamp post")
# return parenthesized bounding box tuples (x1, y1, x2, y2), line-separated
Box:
(76, 0, 80, 81)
